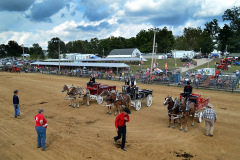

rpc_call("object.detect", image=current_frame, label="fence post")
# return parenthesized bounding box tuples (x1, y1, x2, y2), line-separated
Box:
(232, 79, 234, 93)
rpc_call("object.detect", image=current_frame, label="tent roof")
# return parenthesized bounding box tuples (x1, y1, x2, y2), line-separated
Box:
(31, 62, 129, 68)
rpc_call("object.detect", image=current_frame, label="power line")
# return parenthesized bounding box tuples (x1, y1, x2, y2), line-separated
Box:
(112, 0, 142, 31)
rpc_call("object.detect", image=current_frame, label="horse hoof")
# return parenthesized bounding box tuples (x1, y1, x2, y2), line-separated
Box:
(172, 126, 175, 129)
(109, 113, 112, 115)
(168, 125, 171, 128)
(180, 129, 183, 131)
(192, 124, 194, 127)
(184, 130, 188, 132)
(106, 112, 109, 114)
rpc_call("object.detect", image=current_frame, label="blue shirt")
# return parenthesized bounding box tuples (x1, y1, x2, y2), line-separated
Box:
(13, 94, 19, 104)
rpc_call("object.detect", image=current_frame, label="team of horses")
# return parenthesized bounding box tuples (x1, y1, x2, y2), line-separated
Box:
(62, 84, 131, 116)
(164, 95, 195, 132)
(62, 84, 198, 132)
(62, 84, 90, 108)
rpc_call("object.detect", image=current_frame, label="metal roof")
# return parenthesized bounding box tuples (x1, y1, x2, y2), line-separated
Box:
(31, 62, 129, 68)
(109, 48, 137, 55)
(74, 57, 147, 62)
(44, 59, 73, 62)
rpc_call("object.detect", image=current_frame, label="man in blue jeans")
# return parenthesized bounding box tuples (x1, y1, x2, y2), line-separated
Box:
(13, 90, 20, 118)
(35, 109, 48, 151)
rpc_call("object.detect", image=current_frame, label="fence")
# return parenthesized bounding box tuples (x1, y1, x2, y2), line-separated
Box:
(2, 67, 239, 92)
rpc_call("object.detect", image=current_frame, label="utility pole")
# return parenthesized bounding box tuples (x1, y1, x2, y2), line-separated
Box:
(174, 49, 176, 66)
(225, 45, 228, 58)
(154, 43, 157, 63)
(58, 41, 60, 75)
(150, 30, 157, 82)
(22, 44, 24, 65)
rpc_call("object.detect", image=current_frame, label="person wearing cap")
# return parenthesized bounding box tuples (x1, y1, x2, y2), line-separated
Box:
(114, 108, 131, 151)
(202, 103, 217, 137)
(89, 74, 95, 86)
(13, 90, 20, 118)
(34, 109, 48, 151)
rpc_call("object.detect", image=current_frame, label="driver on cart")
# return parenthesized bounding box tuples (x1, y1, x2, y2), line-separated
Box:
(182, 81, 192, 99)
(88, 74, 95, 86)
(130, 77, 136, 94)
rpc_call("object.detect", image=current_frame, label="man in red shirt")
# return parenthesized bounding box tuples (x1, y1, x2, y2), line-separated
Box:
(114, 108, 131, 151)
(35, 109, 48, 151)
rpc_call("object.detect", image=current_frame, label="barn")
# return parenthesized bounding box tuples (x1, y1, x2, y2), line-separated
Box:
(107, 48, 142, 58)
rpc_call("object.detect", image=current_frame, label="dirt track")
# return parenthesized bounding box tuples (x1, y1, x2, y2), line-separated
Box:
(0, 72, 239, 160)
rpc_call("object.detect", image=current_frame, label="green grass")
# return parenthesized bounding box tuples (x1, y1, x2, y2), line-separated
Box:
(129, 58, 197, 74)
(188, 59, 240, 74)
(129, 58, 190, 72)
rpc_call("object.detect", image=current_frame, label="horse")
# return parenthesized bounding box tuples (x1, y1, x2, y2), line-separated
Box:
(163, 96, 179, 129)
(178, 97, 196, 132)
(100, 90, 115, 115)
(66, 86, 78, 108)
(107, 91, 131, 116)
(62, 84, 76, 107)
(79, 88, 90, 106)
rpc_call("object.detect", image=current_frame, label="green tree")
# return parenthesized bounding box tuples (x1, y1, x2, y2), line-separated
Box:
(0, 44, 7, 58)
(204, 19, 220, 38)
(156, 27, 175, 53)
(174, 36, 188, 50)
(65, 41, 73, 53)
(47, 37, 65, 59)
(223, 6, 240, 35)
(183, 27, 202, 51)
(217, 24, 234, 53)
(29, 43, 44, 59)
(197, 31, 214, 55)
(72, 40, 83, 53)
(6, 40, 22, 57)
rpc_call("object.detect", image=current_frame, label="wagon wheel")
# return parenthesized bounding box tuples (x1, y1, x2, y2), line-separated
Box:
(146, 95, 153, 107)
(97, 95, 103, 104)
(198, 112, 203, 123)
(135, 100, 141, 111)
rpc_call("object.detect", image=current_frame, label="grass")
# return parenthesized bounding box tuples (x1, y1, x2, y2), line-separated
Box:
(188, 59, 240, 74)
(129, 58, 190, 73)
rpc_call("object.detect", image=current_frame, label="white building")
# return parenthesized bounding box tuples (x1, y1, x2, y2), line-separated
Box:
(171, 50, 195, 59)
(107, 48, 142, 58)
(60, 53, 94, 60)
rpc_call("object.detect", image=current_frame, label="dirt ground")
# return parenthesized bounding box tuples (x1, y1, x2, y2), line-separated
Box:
(0, 72, 239, 160)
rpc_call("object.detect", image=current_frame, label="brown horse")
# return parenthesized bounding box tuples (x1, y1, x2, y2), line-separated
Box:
(178, 97, 195, 132)
(67, 86, 78, 108)
(163, 96, 179, 129)
(107, 91, 131, 116)
(100, 90, 115, 115)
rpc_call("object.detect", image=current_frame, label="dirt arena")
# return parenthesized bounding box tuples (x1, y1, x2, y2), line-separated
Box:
(0, 72, 239, 160)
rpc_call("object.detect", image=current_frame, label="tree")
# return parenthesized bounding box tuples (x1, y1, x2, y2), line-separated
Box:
(0, 44, 7, 58)
(204, 19, 220, 39)
(183, 27, 202, 51)
(6, 40, 22, 57)
(65, 41, 73, 53)
(197, 31, 214, 55)
(217, 24, 234, 53)
(29, 43, 44, 59)
(174, 36, 188, 50)
(72, 40, 83, 53)
(156, 27, 175, 53)
(47, 37, 65, 59)
(223, 6, 240, 35)
(136, 29, 154, 53)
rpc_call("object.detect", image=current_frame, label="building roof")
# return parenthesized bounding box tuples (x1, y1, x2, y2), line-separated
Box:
(31, 62, 129, 68)
(74, 57, 147, 62)
(109, 48, 137, 55)
(44, 59, 72, 62)
(227, 53, 240, 57)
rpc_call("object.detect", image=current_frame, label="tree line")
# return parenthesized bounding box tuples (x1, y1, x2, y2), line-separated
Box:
(0, 6, 239, 59)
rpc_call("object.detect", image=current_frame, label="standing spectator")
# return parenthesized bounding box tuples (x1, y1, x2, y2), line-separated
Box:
(35, 109, 48, 151)
(13, 90, 20, 118)
(114, 108, 131, 151)
(236, 70, 239, 77)
(202, 103, 217, 137)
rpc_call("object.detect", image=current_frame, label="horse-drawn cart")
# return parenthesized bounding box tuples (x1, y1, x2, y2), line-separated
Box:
(87, 83, 116, 104)
(122, 85, 153, 111)
(180, 93, 209, 123)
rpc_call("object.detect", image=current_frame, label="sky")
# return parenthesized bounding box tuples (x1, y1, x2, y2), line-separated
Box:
(0, 0, 239, 49)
